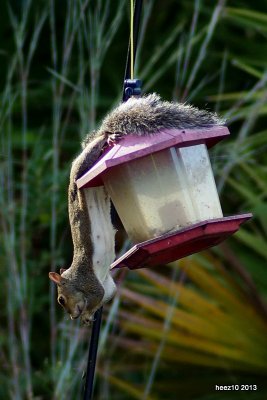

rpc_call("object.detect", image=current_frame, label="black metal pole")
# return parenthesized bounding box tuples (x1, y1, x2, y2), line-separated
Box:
(83, 307, 103, 400)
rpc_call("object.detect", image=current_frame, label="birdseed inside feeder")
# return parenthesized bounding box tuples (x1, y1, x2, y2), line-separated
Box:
(77, 126, 251, 270)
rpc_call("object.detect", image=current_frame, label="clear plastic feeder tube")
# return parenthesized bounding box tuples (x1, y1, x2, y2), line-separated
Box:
(102, 144, 223, 243)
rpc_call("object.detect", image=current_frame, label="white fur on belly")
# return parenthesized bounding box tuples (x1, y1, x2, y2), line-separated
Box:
(84, 186, 116, 300)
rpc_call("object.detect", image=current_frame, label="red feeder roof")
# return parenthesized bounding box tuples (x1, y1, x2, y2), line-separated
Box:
(77, 126, 229, 188)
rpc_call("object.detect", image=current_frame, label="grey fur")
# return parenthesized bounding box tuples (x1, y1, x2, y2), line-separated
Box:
(66, 134, 108, 303)
(82, 94, 224, 148)
(90, 94, 224, 143)
(49, 134, 108, 321)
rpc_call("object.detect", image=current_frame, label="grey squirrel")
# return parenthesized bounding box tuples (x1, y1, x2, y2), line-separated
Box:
(49, 93, 223, 324)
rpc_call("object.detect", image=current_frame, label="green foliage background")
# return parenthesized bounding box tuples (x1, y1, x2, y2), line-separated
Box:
(1, 0, 267, 399)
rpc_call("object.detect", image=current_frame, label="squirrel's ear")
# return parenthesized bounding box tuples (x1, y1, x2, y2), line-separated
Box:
(60, 268, 67, 275)
(49, 272, 62, 285)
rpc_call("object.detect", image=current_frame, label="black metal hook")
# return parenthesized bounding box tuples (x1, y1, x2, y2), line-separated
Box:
(124, 79, 142, 101)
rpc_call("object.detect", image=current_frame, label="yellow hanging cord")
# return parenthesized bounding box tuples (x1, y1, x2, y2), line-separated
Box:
(130, 0, 134, 79)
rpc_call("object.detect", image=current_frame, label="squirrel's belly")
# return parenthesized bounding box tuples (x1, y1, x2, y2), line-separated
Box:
(84, 186, 115, 283)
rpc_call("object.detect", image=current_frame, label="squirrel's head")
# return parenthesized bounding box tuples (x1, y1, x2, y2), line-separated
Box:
(49, 270, 86, 320)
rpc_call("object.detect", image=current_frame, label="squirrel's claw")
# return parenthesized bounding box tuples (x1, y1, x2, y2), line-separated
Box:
(107, 131, 124, 146)
(81, 312, 94, 326)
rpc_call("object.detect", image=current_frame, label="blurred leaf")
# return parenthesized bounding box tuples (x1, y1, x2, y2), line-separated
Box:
(231, 59, 262, 79)
(225, 7, 267, 32)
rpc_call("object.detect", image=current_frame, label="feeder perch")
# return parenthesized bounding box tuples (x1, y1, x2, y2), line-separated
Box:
(77, 126, 252, 270)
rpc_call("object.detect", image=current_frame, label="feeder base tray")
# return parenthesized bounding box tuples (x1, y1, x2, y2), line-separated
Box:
(111, 214, 252, 270)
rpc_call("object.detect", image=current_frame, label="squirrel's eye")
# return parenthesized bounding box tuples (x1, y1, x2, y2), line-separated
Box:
(58, 296, 65, 306)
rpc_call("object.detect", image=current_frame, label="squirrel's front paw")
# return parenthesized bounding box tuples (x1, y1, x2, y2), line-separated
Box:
(107, 131, 124, 145)
(81, 312, 95, 326)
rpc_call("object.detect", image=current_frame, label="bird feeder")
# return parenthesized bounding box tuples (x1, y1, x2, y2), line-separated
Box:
(77, 126, 252, 270)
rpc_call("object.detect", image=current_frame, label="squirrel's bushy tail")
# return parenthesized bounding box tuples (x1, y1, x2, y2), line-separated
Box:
(99, 93, 225, 136)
